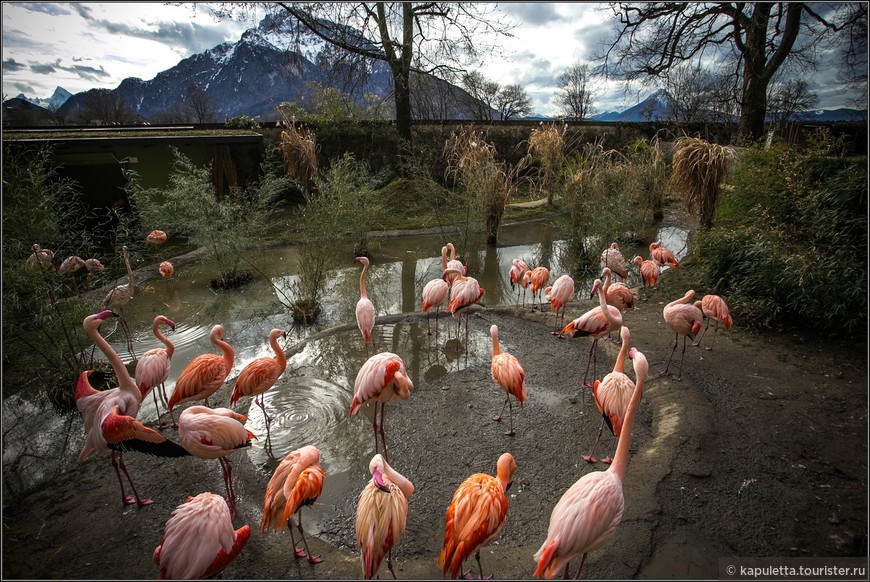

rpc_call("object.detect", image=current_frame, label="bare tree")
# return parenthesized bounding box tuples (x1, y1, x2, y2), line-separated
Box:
(461, 71, 499, 120)
(411, 71, 459, 120)
(767, 78, 819, 125)
(599, 2, 866, 142)
(661, 63, 713, 123)
(554, 63, 597, 121)
(72, 90, 138, 125)
(184, 83, 218, 123)
(496, 84, 533, 120)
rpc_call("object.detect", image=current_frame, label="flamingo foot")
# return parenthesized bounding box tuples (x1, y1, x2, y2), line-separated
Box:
(156, 423, 173, 431)
(582, 454, 598, 464)
(294, 548, 307, 559)
(122, 495, 136, 506)
(600, 456, 613, 465)
(504, 429, 516, 436)
(705, 346, 713, 351)
(307, 554, 323, 564)
(136, 497, 155, 507)
(491, 415, 502, 422)
(658, 369, 670, 377)
(461, 570, 474, 580)
(581, 381, 593, 388)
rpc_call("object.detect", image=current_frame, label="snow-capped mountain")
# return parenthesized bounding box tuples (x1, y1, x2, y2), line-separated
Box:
(14, 86, 72, 111)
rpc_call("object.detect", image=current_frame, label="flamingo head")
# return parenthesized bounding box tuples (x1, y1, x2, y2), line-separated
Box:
(355, 256, 369, 266)
(589, 279, 601, 299)
(96, 310, 119, 321)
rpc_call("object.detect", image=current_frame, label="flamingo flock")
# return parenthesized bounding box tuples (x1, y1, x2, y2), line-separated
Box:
(64, 232, 731, 580)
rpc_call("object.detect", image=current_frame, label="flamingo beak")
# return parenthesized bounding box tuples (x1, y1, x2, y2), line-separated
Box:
(372, 468, 389, 493)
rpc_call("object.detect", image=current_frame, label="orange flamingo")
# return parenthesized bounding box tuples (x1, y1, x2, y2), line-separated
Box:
(99, 245, 135, 355)
(177, 405, 254, 519)
(527, 266, 550, 311)
(146, 229, 168, 245)
(649, 240, 679, 269)
(600, 267, 634, 342)
(261, 445, 325, 564)
(355, 454, 414, 579)
(544, 274, 575, 335)
(600, 242, 628, 280)
(489, 324, 528, 436)
(421, 276, 449, 336)
(355, 256, 376, 347)
(561, 278, 623, 388)
(661, 290, 703, 381)
(632, 255, 659, 289)
(229, 328, 287, 449)
(350, 352, 413, 461)
(153, 492, 250, 580)
(158, 260, 173, 279)
(169, 324, 235, 412)
(78, 310, 186, 507)
(508, 258, 530, 306)
(26, 243, 54, 270)
(438, 452, 516, 580)
(444, 267, 485, 352)
(584, 325, 634, 464)
(533, 348, 649, 579)
(693, 294, 733, 350)
(135, 315, 176, 429)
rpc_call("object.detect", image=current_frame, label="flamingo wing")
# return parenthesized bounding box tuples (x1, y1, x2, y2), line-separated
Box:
(171, 354, 228, 408)
(491, 353, 527, 403)
(355, 480, 409, 579)
(231, 357, 283, 404)
(135, 348, 171, 396)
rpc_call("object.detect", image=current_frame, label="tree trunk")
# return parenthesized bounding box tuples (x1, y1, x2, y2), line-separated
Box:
(393, 65, 413, 144)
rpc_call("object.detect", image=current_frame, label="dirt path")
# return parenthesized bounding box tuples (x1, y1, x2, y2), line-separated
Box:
(3, 267, 866, 579)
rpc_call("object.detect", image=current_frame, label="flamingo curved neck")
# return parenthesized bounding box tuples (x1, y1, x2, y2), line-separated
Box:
(270, 334, 286, 369)
(154, 320, 174, 359)
(608, 362, 647, 480)
(211, 333, 234, 368)
(86, 319, 137, 394)
(597, 281, 618, 327)
(490, 329, 501, 356)
(385, 465, 414, 498)
(359, 262, 369, 298)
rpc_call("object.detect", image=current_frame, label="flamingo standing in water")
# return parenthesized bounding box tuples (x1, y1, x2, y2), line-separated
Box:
(527, 266, 550, 311)
(350, 352, 413, 461)
(177, 405, 254, 519)
(355, 256, 376, 348)
(355, 454, 414, 579)
(99, 245, 135, 356)
(600, 242, 628, 281)
(443, 267, 485, 352)
(153, 492, 250, 580)
(508, 258, 530, 307)
(649, 240, 679, 270)
(584, 325, 634, 464)
(544, 274, 575, 335)
(135, 315, 176, 429)
(78, 310, 187, 507)
(533, 348, 649, 580)
(561, 278, 623, 388)
(169, 324, 235, 413)
(158, 261, 174, 279)
(489, 324, 528, 436)
(661, 290, 703, 381)
(632, 255, 660, 291)
(441, 242, 466, 284)
(421, 276, 449, 336)
(261, 445, 325, 564)
(693, 294, 733, 351)
(230, 328, 287, 450)
(438, 452, 516, 580)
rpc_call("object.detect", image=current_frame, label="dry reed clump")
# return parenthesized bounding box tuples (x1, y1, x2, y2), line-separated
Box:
(443, 125, 530, 244)
(275, 110, 319, 194)
(527, 122, 568, 204)
(670, 136, 736, 228)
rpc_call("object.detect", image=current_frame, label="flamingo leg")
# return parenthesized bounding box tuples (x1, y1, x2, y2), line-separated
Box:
(219, 457, 236, 518)
(582, 417, 605, 463)
(660, 333, 679, 377)
(674, 335, 689, 381)
(378, 401, 389, 462)
(562, 562, 572, 579)
(475, 550, 491, 580)
(296, 508, 322, 564)
(258, 395, 272, 451)
(426, 310, 432, 335)
(581, 340, 598, 388)
(504, 397, 516, 437)
(572, 553, 588, 579)
(113, 450, 153, 506)
(110, 451, 135, 505)
(435, 307, 440, 338)
(707, 321, 721, 351)
(386, 547, 397, 579)
(692, 319, 711, 348)
(287, 516, 306, 558)
(371, 405, 380, 457)
(492, 394, 509, 422)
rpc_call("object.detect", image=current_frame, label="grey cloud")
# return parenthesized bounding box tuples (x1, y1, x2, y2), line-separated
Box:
(502, 3, 561, 26)
(3, 58, 27, 72)
(68, 64, 111, 82)
(69, 3, 93, 20)
(30, 62, 58, 75)
(16, 2, 73, 17)
(88, 17, 235, 55)
(13, 81, 37, 94)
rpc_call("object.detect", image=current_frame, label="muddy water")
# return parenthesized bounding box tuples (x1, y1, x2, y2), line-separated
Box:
(96, 221, 686, 537)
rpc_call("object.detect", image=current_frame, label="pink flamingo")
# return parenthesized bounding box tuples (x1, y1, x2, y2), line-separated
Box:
(600, 242, 628, 280)
(444, 267, 485, 352)
(533, 348, 649, 579)
(421, 276, 449, 336)
(84, 257, 104, 281)
(584, 325, 634, 464)
(600, 267, 635, 342)
(438, 453, 516, 580)
(229, 328, 286, 449)
(561, 278, 623, 388)
(527, 266, 550, 311)
(169, 324, 234, 412)
(98, 245, 135, 355)
(26, 243, 54, 270)
(661, 290, 703, 381)
(153, 492, 250, 580)
(508, 258, 530, 306)
(441, 242, 467, 284)
(177, 405, 254, 519)
(632, 255, 660, 290)
(544, 274, 575, 335)
(146, 229, 168, 245)
(350, 352, 413, 461)
(158, 260, 173, 279)
(490, 324, 527, 436)
(58, 255, 86, 275)
(135, 315, 177, 429)
(649, 240, 679, 269)
(78, 310, 185, 507)
(355, 454, 415, 579)
(355, 256, 376, 347)
(261, 445, 325, 564)
(693, 294, 733, 350)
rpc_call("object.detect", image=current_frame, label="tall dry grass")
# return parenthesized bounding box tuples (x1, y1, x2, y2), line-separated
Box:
(527, 122, 568, 205)
(275, 110, 319, 194)
(670, 137, 736, 228)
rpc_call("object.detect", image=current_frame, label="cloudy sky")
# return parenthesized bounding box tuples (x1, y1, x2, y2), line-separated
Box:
(1, 2, 861, 116)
